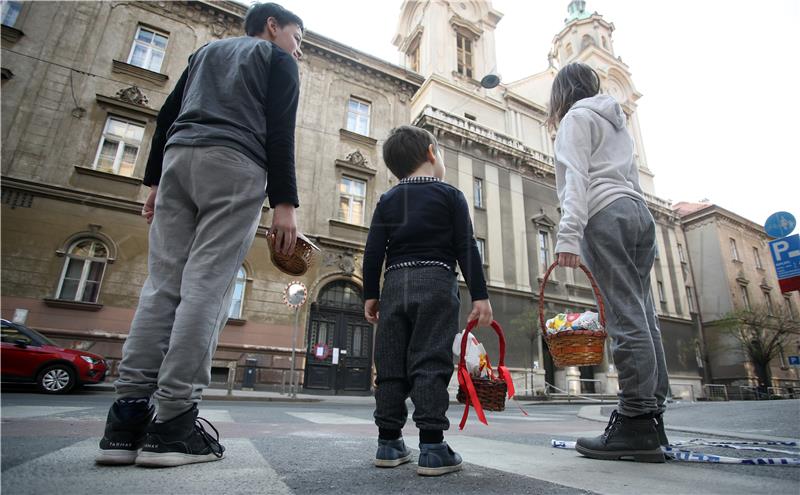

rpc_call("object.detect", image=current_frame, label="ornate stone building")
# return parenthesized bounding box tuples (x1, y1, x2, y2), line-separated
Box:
(2, 0, 711, 397)
(675, 202, 800, 395)
(1, 0, 421, 394)
(393, 0, 704, 398)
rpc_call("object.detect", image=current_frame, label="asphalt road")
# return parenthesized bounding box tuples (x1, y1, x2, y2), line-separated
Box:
(1, 389, 798, 494)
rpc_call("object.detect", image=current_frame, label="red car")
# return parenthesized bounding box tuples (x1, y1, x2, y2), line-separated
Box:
(1, 319, 108, 393)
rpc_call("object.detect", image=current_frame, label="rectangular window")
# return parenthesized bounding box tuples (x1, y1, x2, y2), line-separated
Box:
(127, 26, 168, 73)
(337, 176, 366, 225)
(785, 296, 796, 320)
(657, 281, 665, 302)
(686, 286, 695, 313)
(345, 97, 370, 136)
(753, 247, 763, 269)
(2, 0, 22, 26)
(730, 238, 739, 261)
(476, 237, 486, 264)
(538, 231, 551, 272)
(764, 291, 774, 315)
(740, 285, 751, 310)
(456, 33, 473, 78)
(92, 117, 145, 177)
(473, 177, 483, 208)
(464, 113, 476, 121)
(654, 242, 660, 260)
(677, 243, 686, 263)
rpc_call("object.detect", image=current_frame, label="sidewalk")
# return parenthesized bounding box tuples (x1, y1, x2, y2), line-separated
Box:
(578, 400, 800, 442)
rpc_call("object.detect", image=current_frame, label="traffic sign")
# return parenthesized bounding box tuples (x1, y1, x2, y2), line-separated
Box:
(764, 211, 796, 238)
(769, 234, 800, 293)
(788, 355, 800, 366)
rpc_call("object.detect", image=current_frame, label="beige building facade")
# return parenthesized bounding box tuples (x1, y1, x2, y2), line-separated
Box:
(675, 202, 800, 396)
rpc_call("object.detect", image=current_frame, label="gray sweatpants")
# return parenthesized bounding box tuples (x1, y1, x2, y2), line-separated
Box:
(373, 266, 460, 431)
(580, 197, 669, 417)
(115, 145, 267, 420)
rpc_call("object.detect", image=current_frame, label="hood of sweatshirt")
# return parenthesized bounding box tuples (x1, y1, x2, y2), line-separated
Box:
(571, 95, 626, 130)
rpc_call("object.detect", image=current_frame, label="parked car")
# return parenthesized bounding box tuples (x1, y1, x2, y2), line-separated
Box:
(1, 319, 108, 394)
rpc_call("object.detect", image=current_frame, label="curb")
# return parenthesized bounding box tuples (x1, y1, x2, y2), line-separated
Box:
(577, 405, 799, 443)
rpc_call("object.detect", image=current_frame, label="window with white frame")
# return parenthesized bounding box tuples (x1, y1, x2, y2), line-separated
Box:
(456, 33, 473, 78)
(56, 239, 108, 303)
(127, 26, 168, 73)
(677, 243, 686, 263)
(657, 281, 665, 302)
(346, 98, 370, 136)
(227, 266, 247, 319)
(337, 176, 366, 225)
(764, 291, 774, 315)
(93, 117, 145, 177)
(753, 247, 763, 269)
(538, 231, 551, 272)
(1, 0, 22, 26)
(473, 177, 484, 208)
(730, 238, 740, 261)
(476, 237, 486, 265)
(740, 285, 751, 310)
(686, 286, 695, 313)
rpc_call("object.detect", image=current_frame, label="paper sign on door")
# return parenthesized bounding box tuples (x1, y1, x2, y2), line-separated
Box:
(332, 348, 340, 364)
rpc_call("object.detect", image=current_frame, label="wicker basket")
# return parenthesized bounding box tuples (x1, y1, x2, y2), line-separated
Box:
(539, 262, 607, 367)
(456, 319, 515, 429)
(267, 232, 320, 276)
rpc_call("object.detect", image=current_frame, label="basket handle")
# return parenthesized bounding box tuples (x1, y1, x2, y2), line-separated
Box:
(459, 319, 506, 371)
(538, 261, 606, 335)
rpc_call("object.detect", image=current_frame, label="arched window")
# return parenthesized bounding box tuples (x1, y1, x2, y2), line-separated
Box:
(227, 266, 247, 319)
(581, 34, 596, 51)
(317, 280, 363, 311)
(56, 239, 108, 303)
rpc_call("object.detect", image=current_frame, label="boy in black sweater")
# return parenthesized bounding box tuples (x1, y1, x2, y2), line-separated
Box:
(363, 126, 492, 476)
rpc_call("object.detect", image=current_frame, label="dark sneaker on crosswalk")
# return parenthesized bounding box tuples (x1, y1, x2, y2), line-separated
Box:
(374, 437, 412, 467)
(96, 398, 155, 465)
(417, 441, 463, 476)
(135, 405, 225, 467)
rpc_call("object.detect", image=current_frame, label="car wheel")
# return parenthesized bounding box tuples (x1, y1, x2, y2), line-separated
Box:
(37, 364, 76, 394)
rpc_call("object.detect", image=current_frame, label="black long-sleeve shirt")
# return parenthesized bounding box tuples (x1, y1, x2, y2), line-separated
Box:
(143, 36, 300, 208)
(362, 177, 489, 301)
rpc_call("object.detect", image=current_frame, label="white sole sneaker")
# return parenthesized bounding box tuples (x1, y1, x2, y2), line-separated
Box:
(95, 449, 139, 465)
(135, 451, 224, 467)
(374, 453, 412, 467)
(417, 461, 463, 476)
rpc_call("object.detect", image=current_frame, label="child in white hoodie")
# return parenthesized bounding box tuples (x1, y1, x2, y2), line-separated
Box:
(547, 62, 668, 463)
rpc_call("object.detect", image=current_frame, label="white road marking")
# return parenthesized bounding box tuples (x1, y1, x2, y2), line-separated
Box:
(285, 412, 372, 425)
(1, 406, 94, 419)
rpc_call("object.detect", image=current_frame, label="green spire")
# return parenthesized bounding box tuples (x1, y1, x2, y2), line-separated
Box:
(566, 0, 591, 23)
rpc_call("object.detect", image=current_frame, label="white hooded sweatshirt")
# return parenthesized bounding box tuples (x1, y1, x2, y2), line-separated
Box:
(554, 95, 645, 256)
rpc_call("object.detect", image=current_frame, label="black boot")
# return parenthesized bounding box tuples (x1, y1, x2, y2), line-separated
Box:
(576, 410, 665, 463)
(96, 398, 155, 465)
(655, 412, 669, 447)
(135, 405, 225, 467)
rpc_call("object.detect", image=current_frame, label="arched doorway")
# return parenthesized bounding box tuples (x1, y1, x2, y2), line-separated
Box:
(303, 280, 373, 394)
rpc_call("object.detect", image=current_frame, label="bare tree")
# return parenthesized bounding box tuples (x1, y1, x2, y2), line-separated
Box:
(720, 304, 800, 393)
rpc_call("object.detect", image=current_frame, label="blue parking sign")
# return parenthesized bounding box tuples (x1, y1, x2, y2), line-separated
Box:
(770, 234, 800, 279)
(789, 356, 800, 366)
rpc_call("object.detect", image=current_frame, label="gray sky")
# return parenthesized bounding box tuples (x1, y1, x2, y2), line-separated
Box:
(272, 0, 799, 227)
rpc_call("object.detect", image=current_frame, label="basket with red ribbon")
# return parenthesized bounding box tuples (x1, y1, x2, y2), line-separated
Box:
(455, 319, 516, 430)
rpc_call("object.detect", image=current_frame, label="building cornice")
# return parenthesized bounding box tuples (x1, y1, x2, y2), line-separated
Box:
(1, 176, 143, 214)
(679, 204, 767, 237)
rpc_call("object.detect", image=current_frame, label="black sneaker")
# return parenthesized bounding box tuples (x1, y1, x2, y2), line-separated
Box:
(576, 410, 665, 463)
(374, 437, 412, 467)
(135, 405, 225, 467)
(96, 399, 155, 465)
(417, 441, 463, 476)
(655, 412, 669, 447)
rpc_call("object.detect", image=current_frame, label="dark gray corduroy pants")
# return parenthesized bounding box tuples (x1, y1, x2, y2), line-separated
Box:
(373, 266, 460, 431)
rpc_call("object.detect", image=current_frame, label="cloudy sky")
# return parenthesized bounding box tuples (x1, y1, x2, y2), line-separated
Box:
(269, 0, 799, 228)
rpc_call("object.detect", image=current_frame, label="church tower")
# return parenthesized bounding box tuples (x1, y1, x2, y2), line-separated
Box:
(392, 0, 503, 87)
(549, 1, 656, 194)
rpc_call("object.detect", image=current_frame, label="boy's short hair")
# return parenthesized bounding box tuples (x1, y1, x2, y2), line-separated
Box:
(244, 2, 304, 36)
(382, 126, 439, 180)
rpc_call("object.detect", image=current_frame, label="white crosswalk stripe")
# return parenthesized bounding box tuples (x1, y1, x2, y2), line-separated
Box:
(1, 438, 291, 495)
(285, 412, 372, 424)
(196, 409, 234, 423)
(1, 406, 94, 419)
